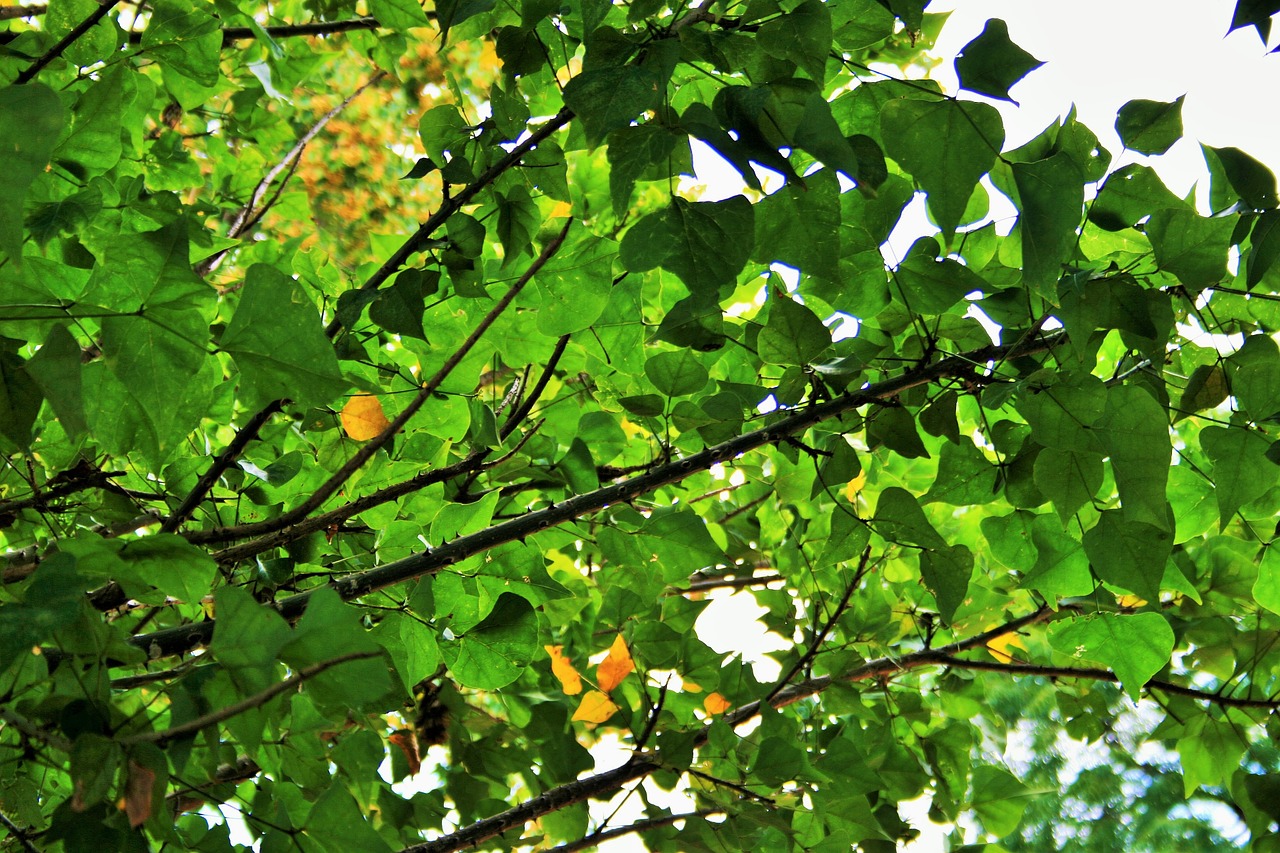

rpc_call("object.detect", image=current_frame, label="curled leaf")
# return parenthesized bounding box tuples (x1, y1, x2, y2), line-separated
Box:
(596, 634, 634, 692)
(544, 644, 583, 695)
(341, 394, 392, 440)
(572, 690, 620, 723)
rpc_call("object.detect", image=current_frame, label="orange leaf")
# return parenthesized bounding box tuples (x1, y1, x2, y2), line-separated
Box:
(389, 729, 422, 776)
(123, 760, 155, 828)
(544, 644, 583, 695)
(703, 693, 732, 715)
(572, 690, 620, 723)
(341, 394, 392, 441)
(596, 634, 634, 693)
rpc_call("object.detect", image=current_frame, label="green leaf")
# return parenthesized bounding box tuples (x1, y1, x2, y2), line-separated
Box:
(441, 593, 537, 689)
(969, 766, 1034, 837)
(607, 124, 679, 218)
(757, 0, 833, 83)
(368, 0, 430, 29)
(1013, 151, 1083, 292)
(210, 586, 292, 694)
(54, 68, 124, 175)
(953, 19, 1044, 103)
(1033, 447, 1103, 523)
(1088, 163, 1189, 231)
(535, 232, 616, 335)
(919, 544, 973, 623)
(0, 83, 66, 262)
(221, 264, 347, 409)
(619, 196, 755, 293)
(1115, 96, 1184, 156)
(306, 782, 395, 853)
(1227, 333, 1280, 421)
(880, 98, 1004, 238)
(645, 350, 709, 397)
(25, 325, 88, 437)
(752, 168, 841, 283)
(758, 296, 830, 366)
(1082, 510, 1173, 602)
(1204, 145, 1278, 210)
(1255, 546, 1280, 616)
(923, 440, 998, 505)
(562, 66, 665, 146)
(894, 255, 988, 315)
(1049, 612, 1174, 701)
(1146, 207, 1236, 289)
(0, 350, 42, 449)
(140, 0, 222, 87)
(1200, 425, 1278, 527)
(1098, 385, 1171, 530)
(1246, 209, 1280, 288)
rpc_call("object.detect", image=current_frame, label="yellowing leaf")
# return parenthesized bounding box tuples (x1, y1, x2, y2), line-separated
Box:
(341, 394, 392, 440)
(986, 631, 1028, 665)
(844, 470, 867, 501)
(703, 692, 732, 714)
(572, 690, 620, 723)
(389, 730, 422, 776)
(544, 644, 583, 695)
(680, 676, 703, 694)
(1116, 594, 1148, 609)
(596, 634, 634, 692)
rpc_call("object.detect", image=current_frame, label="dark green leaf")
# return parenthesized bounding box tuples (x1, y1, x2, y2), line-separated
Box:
(1115, 96, 1184, 156)
(0, 83, 66, 262)
(953, 19, 1044, 103)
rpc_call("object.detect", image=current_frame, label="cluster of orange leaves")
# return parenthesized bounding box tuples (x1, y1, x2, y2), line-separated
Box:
(546, 636, 731, 724)
(268, 35, 503, 260)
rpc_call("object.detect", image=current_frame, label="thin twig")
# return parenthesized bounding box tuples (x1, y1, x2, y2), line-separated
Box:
(14, 0, 119, 83)
(197, 218, 574, 552)
(162, 401, 282, 533)
(196, 71, 387, 278)
(554, 810, 723, 853)
(119, 650, 381, 745)
(669, 573, 783, 594)
(0, 707, 72, 752)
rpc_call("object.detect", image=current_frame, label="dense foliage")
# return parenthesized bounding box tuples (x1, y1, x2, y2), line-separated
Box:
(3, 0, 1280, 849)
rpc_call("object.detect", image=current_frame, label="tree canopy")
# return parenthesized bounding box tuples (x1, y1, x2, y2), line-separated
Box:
(3, 0, 1280, 849)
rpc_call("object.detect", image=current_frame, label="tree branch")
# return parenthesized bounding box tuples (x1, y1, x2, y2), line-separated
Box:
(196, 71, 388, 279)
(187, 218, 573, 551)
(118, 650, 381, 745)
(124, 330, 1065, 663)
(0, 811, 40, 853)
(0, 3, 46, 19)
(325, 107, 575, 335)
(162, 401, 283, 533)
(220, 16, 381, 44)
(554, 810, 723, 853)
(0, 707, 72, 753)
(14, 0, 119, 84)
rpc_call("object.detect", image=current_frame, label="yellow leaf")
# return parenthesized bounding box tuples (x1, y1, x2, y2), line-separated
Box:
(341, 394, 392, 441)
(544, 644, 583, 695)
(680, 676, 703, 694)
(844, 470, 866, 501)
(572, 690, 619, 723)
(596, 634, 634, 693)
(1116, 593, 1148, 609)
(986, 631, 1027, 665)
(703, 693, 732, 714)
(548, 200, 573, 219)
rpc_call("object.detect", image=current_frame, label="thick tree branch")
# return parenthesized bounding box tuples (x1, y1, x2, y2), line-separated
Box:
(0, 3, 46, 19)
(0, 707, 72, 753)
(0, 811, 40, 853)
(119, 650, 381, 746)
(14, 0, 119, 83)
(221, 16, 382, 44)
(125, 330, 1065, 663)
